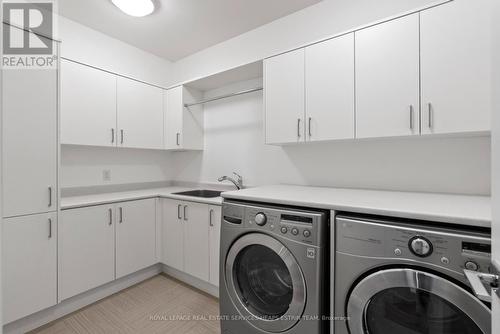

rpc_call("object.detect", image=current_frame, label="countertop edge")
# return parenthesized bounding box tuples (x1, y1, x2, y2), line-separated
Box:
(221, 192, 490, 228)
(61, 189, 223, 210)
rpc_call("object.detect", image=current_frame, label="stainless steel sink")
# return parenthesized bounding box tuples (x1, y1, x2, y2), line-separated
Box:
(172, 189, 223, 198)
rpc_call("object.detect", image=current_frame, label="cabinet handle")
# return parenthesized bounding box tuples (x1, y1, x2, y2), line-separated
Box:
(308, 117, 312, 137)
(297, 118, 301, 138)
(176, 132, 180, 146)
(48, 218, 52, 239)
(119, 207, 123, 223)
(177, 204, 182, 219)
(428, 103, 433, 129)
(120, 129, 124, 144)
(111, 128, 115, 143)
(108, 208, 113, 225)
(209, 209, 214, 227)
(183, 205, 188, 221)
(409, 105, 414, 130)
(48, 186, 52, 207)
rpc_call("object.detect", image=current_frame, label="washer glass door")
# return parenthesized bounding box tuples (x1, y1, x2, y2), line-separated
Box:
(347, 268, 491, 334)
(225, 233, 306, 332)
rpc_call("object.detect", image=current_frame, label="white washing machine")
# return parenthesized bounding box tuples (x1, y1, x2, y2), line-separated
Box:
(334, 214, 493, 334)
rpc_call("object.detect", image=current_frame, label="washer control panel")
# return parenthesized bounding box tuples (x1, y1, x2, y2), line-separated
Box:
(336, 215, 491, 275)
(223, 201, 328, 247)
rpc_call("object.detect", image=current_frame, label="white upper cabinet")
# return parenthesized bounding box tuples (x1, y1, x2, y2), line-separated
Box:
(264, 49, 305, 144)
(2, 68, 57, 218)
(420, 0, 491, 135)
(2, 212, 57, 324)
(305, 33, 355, 141)
(163, 86, 204, 150)
(59, 204, 115, 301)
(209, 205, 222, 287)
(61, 59, 117, 147)
(115, 199, 157, 278)
(117, 77, 164, 149)
(355, 14, 420, 139)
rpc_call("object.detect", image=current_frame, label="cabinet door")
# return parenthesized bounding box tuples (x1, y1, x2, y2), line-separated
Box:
(355, 14, 420, 139)
(164, 86, 183, 149)
(209, 205, 222, 286)
(117, 77, 163, 149)
(2, 68, 57, 217)
(421, 0, 490, 135)
(116, 199, 157, 278)
(59, 205, 115, 301)
(305, 33, 355, 141)
(2, 213, 57, 323)
(162, 199, 184, 271)
(264, 49, 305, 144)
(60, 59, 117, 147)
(183, 202, 210, 281)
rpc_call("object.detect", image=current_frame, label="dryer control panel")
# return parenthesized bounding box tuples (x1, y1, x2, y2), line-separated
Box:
(336, 215, 491, 275)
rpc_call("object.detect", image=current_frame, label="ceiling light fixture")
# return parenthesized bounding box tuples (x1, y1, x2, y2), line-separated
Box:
(111, 0, 155, 17)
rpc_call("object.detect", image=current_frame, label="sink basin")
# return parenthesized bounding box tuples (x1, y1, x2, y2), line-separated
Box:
(172, 189, 223, 198)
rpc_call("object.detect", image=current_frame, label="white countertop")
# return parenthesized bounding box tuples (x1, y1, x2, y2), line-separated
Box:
(61, 186, 223, 209)
(222, 185, 491, 228)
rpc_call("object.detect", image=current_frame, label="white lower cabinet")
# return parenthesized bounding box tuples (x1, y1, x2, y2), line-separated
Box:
(2, 213, 57, 324)
(208, 206, 222, 287)
(59, 204, 115, 301)
(59, 199, 156, 301)
(183, 202, 210, 281)
(115, 199, 157, 278)
(162, 199, 221, 285)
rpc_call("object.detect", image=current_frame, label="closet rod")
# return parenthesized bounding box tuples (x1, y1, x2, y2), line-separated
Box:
(184, 87, 263, 108)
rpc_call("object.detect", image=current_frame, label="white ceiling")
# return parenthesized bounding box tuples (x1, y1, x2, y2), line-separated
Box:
(58, 0, 322, 61)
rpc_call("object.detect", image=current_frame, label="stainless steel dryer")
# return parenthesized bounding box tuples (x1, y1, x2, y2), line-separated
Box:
(334, 214, 492, 334)
(220, 200, 328, 334)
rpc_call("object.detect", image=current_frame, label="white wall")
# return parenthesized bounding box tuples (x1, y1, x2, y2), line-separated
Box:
(58, 16, 173, 87)
(172, 79, 490, 195)
(173, 0, 446, 82)
(60, 146, 174, 189)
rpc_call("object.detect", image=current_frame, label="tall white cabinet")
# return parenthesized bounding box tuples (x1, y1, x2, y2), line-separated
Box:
(355, 14, 420, 139)
(60, 59, 117, 147)
(1, 38, 59, 324)
(2, 69, 58, 217)
(420, 0, 491, 135)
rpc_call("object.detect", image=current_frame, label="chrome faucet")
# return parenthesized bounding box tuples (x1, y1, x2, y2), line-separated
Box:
(218, 172, 243, 190)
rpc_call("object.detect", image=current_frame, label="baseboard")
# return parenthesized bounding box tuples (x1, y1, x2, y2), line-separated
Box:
(3, 264, 162, 334)
(162, 264, 219, 298)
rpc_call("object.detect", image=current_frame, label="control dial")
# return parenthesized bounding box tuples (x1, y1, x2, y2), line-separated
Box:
(254, 212, 267, 226)
(409, 236, 433, 257)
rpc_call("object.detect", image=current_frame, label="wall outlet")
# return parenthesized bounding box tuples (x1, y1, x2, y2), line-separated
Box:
(102, 169, 112, 182)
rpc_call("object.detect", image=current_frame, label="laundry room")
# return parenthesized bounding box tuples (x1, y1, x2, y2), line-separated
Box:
(0, 0, 499, 333)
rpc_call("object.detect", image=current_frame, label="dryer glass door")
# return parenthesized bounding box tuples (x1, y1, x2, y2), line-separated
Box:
(225, 233, 306, 333)
(347, 268, 491, 334)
